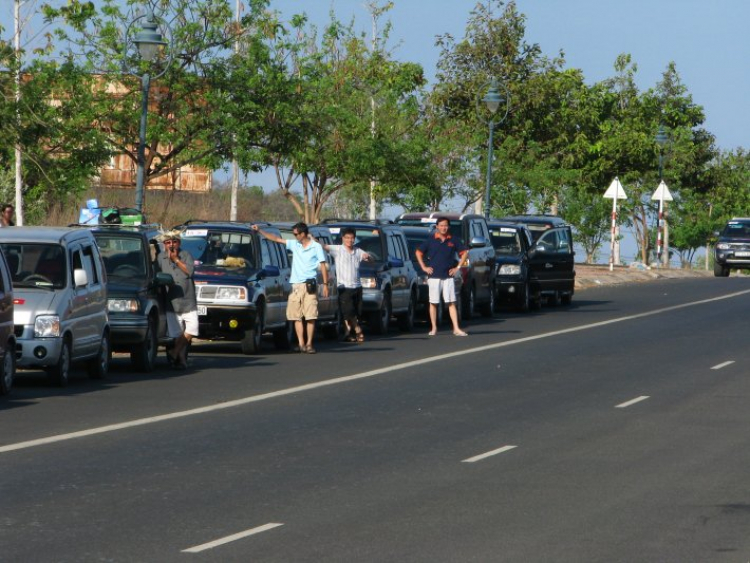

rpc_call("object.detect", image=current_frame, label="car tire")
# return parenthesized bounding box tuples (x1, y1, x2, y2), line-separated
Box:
(87, 331, 111, 379)
(516, 282, 531, 313)
(480, 285, 495, 317)
(132, 318, 158, 373)
(397, 292, 416, 332)
(560, 290, 573, 305)
(0, 346, 14, 396)
(47, 338, 71, 387)
(323, 308, 344, 340)
(714, 262, 729, 277)
(241, 308, 264, 355)
(370, 293, 391, 335)
(461, 285, 475, 320)
(273, 321, 294, 350)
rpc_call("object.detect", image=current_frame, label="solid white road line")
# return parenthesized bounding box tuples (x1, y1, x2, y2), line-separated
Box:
(711, 360, 735, 370)
(181, 523, 283, 553)
(2, 289, 749, 455)
(462, 445, 517, 463)
(615, 396, 650, 409)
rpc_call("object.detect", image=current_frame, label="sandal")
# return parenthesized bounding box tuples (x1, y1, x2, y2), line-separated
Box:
(345, 335, 358, 343)
(355, 332, 365, 343)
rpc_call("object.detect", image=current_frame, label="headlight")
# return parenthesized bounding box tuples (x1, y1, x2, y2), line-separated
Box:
(216, 287, 247, 300)
(108, 299, 139, 313)
(34, 315, 60, 338)
(499, 264, 521, 275)
(716, 243, 730, 250)
(360, 277, 377, 288)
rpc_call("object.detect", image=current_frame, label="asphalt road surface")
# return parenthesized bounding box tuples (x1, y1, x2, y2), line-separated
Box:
(3, 277, 750, 562)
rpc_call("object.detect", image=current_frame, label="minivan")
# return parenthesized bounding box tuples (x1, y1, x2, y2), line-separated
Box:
(0, 228, 110, 386)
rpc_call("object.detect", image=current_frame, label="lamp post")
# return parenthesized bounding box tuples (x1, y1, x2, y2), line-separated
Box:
(654, 125, 669, 267)
(128, 12, 168, 215)
(476, 79, 509, 219)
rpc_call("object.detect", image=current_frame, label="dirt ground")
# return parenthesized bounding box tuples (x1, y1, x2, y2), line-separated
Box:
(575, 263, 714, 290)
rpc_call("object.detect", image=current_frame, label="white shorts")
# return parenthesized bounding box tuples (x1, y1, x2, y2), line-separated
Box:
(167, 310, 199, 338)
(428, 277, 457, 304)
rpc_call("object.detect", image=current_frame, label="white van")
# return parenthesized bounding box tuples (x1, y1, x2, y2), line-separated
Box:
(0, 228, 110, 386)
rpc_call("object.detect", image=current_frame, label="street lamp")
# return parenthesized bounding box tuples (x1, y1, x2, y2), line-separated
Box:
(476, 78, 509, 219)
(126, 12, 169, 214)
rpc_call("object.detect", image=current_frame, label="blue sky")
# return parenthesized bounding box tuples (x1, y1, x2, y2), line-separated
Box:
(275, 0, 749, 151)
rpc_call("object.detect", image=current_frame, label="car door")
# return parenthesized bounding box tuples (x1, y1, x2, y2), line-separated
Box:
(315, 232, 336, 320)
(0, 251, 13, 365)
(468, 219, 493, 300)
(528, 228, 571, 291)
(260, 237, 284, 327)
(386, 232, 407, 311)
(68, 245, 97, 358)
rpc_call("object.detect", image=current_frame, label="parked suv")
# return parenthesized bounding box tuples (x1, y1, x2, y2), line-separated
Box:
(321, 220, 418, 334)
(88, 224, 173, 372)
(0, 228, 110, 386)
(396, 212, 496, 318)
(498, 216, 576, 306)
(487, 220, 537, 311)
(0, 247, 15, 395)
(713, 218, 750, 277)
(274, 222, 342, 338)
(176, 221, 293, 354)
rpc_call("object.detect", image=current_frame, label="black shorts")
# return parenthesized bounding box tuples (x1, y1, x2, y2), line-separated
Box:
(338, 287, 363, 322)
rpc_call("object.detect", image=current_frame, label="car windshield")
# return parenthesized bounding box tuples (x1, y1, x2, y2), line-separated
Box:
(329, 227, 383, 261)
(180, 229, 257, 269)
(0, 243, 67, 289)
(490, 228, 521, 254)
(95, 235, 147, 279)
(721, 221, 750, 238)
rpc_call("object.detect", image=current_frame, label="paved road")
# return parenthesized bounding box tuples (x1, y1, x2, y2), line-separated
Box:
(2, 278, 750, 561)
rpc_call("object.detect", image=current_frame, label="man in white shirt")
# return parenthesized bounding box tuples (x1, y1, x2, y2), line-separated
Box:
(318, 227, 371, 342)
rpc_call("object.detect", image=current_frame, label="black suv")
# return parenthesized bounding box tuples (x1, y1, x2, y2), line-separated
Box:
(176, 221, 294, 354)
(713, 218, 750, 277)
(497, 215, 576, 306)
(487, 220, 537, 311)
(396, 212, 496, 319)
(321, 220, 418, 334)
(89, 224, 173, 372)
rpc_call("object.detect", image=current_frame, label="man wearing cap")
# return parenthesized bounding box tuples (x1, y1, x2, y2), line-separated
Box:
(157, 230, 198, 368)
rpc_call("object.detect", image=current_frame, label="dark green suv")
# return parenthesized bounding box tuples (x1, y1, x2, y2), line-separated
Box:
(90, 225, 173, 372)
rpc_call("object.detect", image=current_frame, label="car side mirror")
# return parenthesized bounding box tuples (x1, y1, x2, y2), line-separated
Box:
(470, 236, 489, 248)
(388, 257, 404, 268)
(155, 272, 174, 286)
(262, 265, 280, 278)
(74, 268, 88, 288)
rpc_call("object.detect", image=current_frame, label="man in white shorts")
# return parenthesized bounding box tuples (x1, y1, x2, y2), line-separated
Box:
(157, 230, 198, 368)
(415, 217, 469, 337)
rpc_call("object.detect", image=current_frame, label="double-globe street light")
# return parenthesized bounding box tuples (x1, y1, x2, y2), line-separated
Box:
(476, 78, 510, 219)
(124, 12, 170, 215)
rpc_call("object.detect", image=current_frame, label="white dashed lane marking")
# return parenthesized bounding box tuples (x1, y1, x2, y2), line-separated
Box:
(181, 523, 284, 553)
(615, 396, 650, 409)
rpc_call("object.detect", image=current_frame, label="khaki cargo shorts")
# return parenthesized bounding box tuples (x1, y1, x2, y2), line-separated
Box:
(287, 283, 319, 321)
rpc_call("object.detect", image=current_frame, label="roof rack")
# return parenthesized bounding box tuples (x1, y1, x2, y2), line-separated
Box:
(174, 219, 272, 229)
(320, 218, 394, 225)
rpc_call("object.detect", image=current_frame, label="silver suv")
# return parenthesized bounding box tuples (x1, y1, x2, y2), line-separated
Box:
(0, 228, 110, 386)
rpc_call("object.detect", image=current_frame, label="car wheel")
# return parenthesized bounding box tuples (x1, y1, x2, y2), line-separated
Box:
(461, 285, 475, 320)
(516, 282, 531, 313)
(241, 308, 264, 355)
(0, 346, 14, 395)
(480, 285, 495, 317)
(47, 338, 71, 387)
(87, 332, 111, 379)
(370, 293, 391, 335)
(714, 262, 729, 277)
(560, 290, 573, 305)
(273, 321, 295, 350)
(132, 318, 157, 373)
(397, 292, 416, 331)
(323, 308, 344, 340)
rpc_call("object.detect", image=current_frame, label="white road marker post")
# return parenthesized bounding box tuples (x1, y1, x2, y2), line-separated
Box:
(604, 177, 628, 271)
(651, 180, 673, 268)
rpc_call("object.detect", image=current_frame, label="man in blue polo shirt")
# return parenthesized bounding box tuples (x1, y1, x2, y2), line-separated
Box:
(415, 217, 469, 337)
(253, 222, 328, 353)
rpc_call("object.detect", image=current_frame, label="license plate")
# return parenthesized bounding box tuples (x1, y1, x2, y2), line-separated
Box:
(197, 305, 207, 316)
(735, 251, 750, 257)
